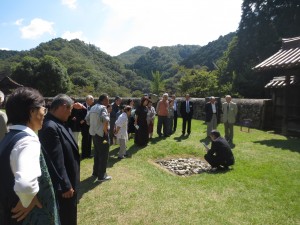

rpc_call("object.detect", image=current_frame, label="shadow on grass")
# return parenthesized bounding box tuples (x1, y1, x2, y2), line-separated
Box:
(253, 138, 300, 153)
(174, 134, 190, 142)
(78, 176, 100, 201)
(107, 142, 148, 168)
(207, 168, 234, 175)
(149, 136, 162, 144)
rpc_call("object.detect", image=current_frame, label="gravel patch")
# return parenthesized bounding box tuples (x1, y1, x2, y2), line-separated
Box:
(156, 157, 212, 176)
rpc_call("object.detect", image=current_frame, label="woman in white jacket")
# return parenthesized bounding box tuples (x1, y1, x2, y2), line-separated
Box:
(115, 105, 132, 159)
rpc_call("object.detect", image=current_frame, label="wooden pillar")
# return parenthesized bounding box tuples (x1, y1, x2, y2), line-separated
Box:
(282, 75, 290, 135)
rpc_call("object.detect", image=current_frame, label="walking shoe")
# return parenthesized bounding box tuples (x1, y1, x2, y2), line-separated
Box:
(96, 175, 112, 182)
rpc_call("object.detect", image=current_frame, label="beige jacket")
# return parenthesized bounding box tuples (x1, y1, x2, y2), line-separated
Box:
(222, 102, 238, 124)
(0, 110, 8, 141)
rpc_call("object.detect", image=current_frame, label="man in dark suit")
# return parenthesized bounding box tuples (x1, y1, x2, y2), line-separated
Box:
(204, 130, 235, 170)
(39, 94, 81, 225)
(180, 94, 193, 136)
(205, 96, 221, 138)
(79, 95, 94, 159)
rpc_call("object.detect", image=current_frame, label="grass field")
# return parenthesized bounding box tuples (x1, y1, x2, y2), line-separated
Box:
(77, 118, 300, 225)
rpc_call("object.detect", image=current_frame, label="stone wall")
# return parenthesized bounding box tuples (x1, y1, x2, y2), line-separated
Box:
(44, 97, 273, 130)
(120, 97, 273, 130)
(176, 98, 273, 129)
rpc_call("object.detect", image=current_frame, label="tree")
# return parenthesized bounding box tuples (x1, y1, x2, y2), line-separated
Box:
(151, 71, 165, 95)
(11, 56, 39, 87)
(179, 67, 219, 97)
(36, 55, 71, 96)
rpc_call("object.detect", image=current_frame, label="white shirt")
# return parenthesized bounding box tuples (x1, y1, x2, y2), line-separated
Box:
(86, 103, 110, 137)
(9, 125, 41, 208)
(115, 112, 128, 140)
(173, 100, 177, 111)
(212, 103, 217, 113)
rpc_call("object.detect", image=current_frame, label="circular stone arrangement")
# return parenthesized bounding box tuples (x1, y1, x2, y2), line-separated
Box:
(156, 158, 212, 176)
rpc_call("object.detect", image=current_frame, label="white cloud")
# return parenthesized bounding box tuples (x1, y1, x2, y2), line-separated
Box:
(62, 31, 87, 41)
(61, 0, 77, 9)
(20, 18, 55, 40)
(15, 19, 24, 26)
(0, 47, 10, 51)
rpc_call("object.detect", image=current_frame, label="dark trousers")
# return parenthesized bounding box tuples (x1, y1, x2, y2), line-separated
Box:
(57, 192, 77, 225)
(157, 115, 168, 136)
(182, 116, 192, 134)
(173, 111, 178, 132)
(167, 117, 173, 135)
(81, 123, 92, 158)
(109, 117, 116, 142)
(92, 134, 110, 179)
(204, 154, 234, 168)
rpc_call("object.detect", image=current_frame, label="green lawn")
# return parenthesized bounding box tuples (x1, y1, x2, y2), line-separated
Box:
(78, 119, 300, 225)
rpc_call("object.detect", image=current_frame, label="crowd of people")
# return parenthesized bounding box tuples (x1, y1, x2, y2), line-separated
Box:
(0, 88, 237, 225)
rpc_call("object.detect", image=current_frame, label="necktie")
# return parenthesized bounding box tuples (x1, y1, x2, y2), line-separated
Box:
(227, 103, 229, 112)
(186, 101, 190, 113)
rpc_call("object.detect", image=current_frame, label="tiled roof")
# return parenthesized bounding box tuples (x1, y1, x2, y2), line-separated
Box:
(265, 76, 299, 88)
(254, 36, 300, 71)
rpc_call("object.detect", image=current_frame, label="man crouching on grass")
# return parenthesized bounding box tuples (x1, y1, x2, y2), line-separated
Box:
(204, 130, 235, 171)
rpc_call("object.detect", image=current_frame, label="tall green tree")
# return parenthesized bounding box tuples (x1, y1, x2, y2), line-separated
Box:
(36, 55, 71, 96)
(151, 71, 165, 95)
(11, 56, 39, 87)
(179, 67, 219, 97)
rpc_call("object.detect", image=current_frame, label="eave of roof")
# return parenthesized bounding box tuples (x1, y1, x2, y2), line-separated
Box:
(254, 36, 300, 71)
(265, 76, 299, 88)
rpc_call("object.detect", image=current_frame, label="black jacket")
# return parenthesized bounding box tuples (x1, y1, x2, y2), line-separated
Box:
(207, 137, 234, 163)
(205, 102, 221, 123)
(180, 101, 194, 119)
(39, 113, 80, 194)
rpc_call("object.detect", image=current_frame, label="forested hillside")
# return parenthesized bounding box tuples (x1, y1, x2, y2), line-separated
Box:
(0, 0, 299, 98)
(180, 33, 236, 70)
(125, 45, 201, 80)
(116, 46, 150, 65)
(0, 38, 151, 97)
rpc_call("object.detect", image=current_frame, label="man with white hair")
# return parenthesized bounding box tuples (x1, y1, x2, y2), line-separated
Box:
(156, 93, 169, 137)
(205, 96, 221, 138)
(0, 91, 8, 141)
(222, 95, 238, 143)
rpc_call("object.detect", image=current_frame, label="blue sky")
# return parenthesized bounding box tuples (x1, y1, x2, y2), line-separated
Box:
(0, 0, 243, 56)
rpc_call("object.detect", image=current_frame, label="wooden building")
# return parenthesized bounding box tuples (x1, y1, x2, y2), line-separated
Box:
(253, 36, 300, 136)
